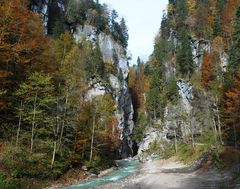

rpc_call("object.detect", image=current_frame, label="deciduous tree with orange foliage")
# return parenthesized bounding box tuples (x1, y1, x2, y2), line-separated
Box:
(222, 0, 240, 44)
(128, 57, 149, 121)
(225, 71, 240, 142)
(201, 52, 216, 88)
(0, 0, 50, 111)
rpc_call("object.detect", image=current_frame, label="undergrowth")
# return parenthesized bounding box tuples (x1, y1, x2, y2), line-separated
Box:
(176, 131, 223, 166)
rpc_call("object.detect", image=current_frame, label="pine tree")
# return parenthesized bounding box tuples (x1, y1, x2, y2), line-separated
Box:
(91, 43, 105, 79)
(147, 69, 165, 120)
(195, 1, 212, 38)
(120, 18, 129, 49)
(175, 0, 188, 30)
(213, 0, 226, 37)
(226, 6, 240, 80)
(176, 30, 195, 78)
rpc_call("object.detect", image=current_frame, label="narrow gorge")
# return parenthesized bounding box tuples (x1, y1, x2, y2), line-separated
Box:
(0, 0, 240, 189)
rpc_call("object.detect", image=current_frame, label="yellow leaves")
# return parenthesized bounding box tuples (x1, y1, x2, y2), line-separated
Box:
(187, 0, 196, 16)
(212, 36, 225, 54)
(55, 32, 75, 62)
(167, 3, 174, 15)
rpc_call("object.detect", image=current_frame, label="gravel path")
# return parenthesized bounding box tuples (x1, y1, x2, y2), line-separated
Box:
(94, 158, 231, 189)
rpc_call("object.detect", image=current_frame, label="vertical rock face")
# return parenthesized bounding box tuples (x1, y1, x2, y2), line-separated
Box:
(73, 25, 134, 158)
(176, 80, 193, 114)
(191, 38, 211, 70)
(164, 38, 212, 138)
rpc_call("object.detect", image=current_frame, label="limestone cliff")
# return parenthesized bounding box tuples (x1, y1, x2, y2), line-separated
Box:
(73, 25, 134, 158)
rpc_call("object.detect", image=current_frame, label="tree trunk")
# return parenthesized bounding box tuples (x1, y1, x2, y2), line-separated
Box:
(174, 128, 178, 154)
(143, 93, 147, 116)
(212, 116, 218, 142)
(217, 109, 223, 144)
(82, 143, 85, 159)
(233, 124, 237, 149)
(30, 93, 37, 154)
(59, 89, 69, 154)
(16, 100, 23, 146)
(51, 141, 57, 169)
(90, 115, 96, 162)
(153, 107, 156, 120)
(51, 96, 61, 168)
(189, 111, 195, 149)
(215, 96, 223, 144)
(55, 95, 60, 152)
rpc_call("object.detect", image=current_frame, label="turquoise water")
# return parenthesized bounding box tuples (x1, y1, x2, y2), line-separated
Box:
(64, 160, 139, 189)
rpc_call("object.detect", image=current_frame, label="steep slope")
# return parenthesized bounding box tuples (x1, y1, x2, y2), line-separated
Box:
(132, 0, 240, 163)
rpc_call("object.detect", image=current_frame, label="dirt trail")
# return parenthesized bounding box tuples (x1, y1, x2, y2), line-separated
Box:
(95, 158, 231, 189)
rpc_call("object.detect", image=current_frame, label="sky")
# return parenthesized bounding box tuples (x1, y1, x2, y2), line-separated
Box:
(99, 0, 169, 65)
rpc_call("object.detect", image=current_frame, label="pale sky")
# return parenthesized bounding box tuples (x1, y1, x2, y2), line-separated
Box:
(99, 0, 168, 65)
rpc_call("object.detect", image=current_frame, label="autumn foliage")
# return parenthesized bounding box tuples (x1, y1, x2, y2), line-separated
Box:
(225, 70, 240, 137)
(128, 61, 149, 120)
(0, 0, 49, 110)
(201, 52, 216, 88)
(222, 0, 240, 41)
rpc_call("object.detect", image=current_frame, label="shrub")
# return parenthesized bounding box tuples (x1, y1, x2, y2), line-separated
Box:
(143, 140, 175, 159)
(0, 172, 19, 189)
(0, 143, 71, 179)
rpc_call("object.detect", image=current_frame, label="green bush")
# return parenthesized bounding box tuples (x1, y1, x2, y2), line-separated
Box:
(0, 172, 19, 189)
(133, 113, 148, 143)
(143, 140, 175, 159)
(0, 143, 71, 179)
(177, 131, 223, 165)
(177, 143, 195, 163)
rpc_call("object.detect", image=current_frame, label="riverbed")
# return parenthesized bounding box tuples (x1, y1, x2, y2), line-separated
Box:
(63, 160, 139, 189)
(62, 158, 232, 189)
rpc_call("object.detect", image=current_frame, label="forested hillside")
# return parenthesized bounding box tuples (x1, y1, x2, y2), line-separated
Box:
(0, 0, 132, 188)
(130, 0, 240, 163)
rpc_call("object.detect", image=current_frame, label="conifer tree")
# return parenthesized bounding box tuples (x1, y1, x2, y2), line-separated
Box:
(176, 30, 195, 78)
(226, 6, 240, 81)
(146, 58, 166, 120)
(175, 0, 188, 30)
(120, 18, 129, 49)
(213, 0, 226, 37)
